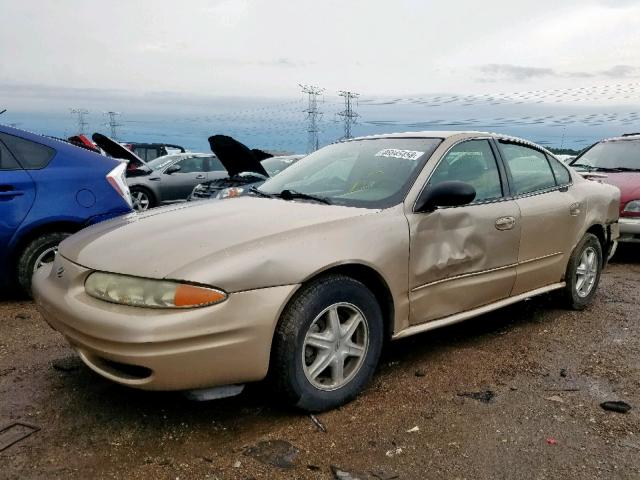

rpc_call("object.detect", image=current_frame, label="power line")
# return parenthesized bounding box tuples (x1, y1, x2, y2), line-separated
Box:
(337, 91, 360, 140)
(299, 84, 325, 153)
(104, 111, 123, 140)
(70, 108, 89, 134)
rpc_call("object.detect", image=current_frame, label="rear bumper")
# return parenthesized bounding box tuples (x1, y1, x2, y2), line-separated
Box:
(32, 256, 298, 391)
(618, 217, 640, 243)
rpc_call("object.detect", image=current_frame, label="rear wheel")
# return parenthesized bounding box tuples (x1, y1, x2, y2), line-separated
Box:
(130, 187, 155, 212)
(17, 232, 71, 297)
(271, 275, 383, 412)
(562, 233, 602, 310)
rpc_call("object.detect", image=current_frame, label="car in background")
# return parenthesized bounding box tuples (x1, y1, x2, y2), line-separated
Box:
(190, 140, 304, 200)
(0, 125, 132, 295)
(556, 154, 575, 164)
(124, 142, 186, 162)
(92, 134, 226, 212)
(33, 131, 619, 411)
(570, 133, 640, 245)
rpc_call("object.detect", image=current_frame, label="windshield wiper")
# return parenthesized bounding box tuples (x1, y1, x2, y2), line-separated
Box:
(277, 189, 332, 205)
(249, 186, 275, 198)
(570, 164, 631, 173)
(609, 166, 640, 172)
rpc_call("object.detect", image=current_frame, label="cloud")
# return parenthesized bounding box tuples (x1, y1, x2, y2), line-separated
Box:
(600, 64, 638, 77)
(478, 63, 639, 82)
(478, 64, 557, 81)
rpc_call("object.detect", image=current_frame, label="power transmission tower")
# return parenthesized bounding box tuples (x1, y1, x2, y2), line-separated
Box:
(337, 91, 359, 140)
(70, 108, 89, 134)
(104, 111, 123, 140)
(299, 84, 325, 153)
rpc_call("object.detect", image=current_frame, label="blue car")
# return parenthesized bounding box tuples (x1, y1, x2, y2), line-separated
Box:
(0, 125, 132, 295)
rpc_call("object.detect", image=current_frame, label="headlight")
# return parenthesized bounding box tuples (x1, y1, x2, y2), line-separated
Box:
(623, 200, 640, 213)
(85, 272, 227, 308)
(217, 187, 245, 199)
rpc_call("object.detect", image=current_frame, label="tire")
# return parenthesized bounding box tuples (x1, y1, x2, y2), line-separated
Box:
(17, 232, 71, 297)
(562, 233, 603, 310)
(130, 187, 155, 212)
(270, 274, 384, 412)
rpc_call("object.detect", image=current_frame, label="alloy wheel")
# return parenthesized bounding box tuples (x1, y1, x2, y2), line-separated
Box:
(575, 246, 598, 298)
(33, 246, 58, 273)
(131, 190, 150, 211)
(302, 302, 369, 391)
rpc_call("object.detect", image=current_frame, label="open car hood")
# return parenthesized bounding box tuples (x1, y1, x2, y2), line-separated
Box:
(92, 133, 148, 170)
(208, 134, 270, 178)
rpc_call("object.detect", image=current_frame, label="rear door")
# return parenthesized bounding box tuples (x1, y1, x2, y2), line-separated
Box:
(496, 140, 581, 294)
(407, 138, 521, 324)
(160, 156, 209, 201)
(0, 138, 36, 251)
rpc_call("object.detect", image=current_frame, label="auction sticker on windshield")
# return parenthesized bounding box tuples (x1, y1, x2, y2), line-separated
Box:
(375, 149, 425, 161)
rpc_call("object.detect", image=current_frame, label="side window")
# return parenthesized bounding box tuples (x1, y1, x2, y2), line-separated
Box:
(177, 156, 206, 173)
(499, 142, 556, 195)
(207, 156, 226, 172)
(547, 155, 571, 185)
(428, 139, 503, 202)
(0, 141, 21, 170)
(0, 133, 55, 169)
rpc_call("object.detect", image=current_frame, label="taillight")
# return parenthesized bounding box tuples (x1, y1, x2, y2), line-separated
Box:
(106, 162, 132, 208)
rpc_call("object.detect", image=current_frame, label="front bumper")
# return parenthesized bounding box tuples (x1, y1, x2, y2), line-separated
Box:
(618, 217, 640, 243)
(32, 255, 298, 391)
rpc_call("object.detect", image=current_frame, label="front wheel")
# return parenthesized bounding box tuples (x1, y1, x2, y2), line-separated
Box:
(562, 233, 603, 310)
(270, 275, 384, 412)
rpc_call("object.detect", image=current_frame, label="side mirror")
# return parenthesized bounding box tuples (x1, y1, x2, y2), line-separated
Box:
(415, 180, 476, 213)
(165, 164, 181, 175)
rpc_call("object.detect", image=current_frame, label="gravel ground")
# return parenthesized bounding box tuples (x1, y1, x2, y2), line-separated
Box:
(1, 248, 638, 480)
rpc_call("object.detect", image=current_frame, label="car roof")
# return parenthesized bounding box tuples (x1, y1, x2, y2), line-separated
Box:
(600, 133, 640, 142)
(346, 130, 554, 154)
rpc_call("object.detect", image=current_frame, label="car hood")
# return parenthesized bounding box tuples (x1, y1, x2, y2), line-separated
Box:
(92, 133, 148, 170)
(208, 134, 270, 178)
(596, 172, 640, 203)
(59, 196, 373, 285)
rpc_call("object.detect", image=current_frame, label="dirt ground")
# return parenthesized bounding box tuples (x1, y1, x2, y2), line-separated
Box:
(1, 248, 638, 480)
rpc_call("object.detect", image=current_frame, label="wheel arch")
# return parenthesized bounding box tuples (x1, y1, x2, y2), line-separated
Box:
(297, 262, 396, 342)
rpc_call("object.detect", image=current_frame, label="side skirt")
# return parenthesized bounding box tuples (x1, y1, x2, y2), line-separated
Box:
(392, 282, 566, 340)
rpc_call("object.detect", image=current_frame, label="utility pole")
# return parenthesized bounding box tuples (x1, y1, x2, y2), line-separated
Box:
(70, 108, 89, 134)
(104, 111, 123, 140)
(337, 91, 359, 140)
(299, 84, 325, 153)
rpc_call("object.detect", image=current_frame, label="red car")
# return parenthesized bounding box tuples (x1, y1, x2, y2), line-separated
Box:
(571, 133, 640, 246)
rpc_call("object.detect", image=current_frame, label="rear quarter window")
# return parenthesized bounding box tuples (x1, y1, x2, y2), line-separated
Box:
(547, 155, 571, 185)
(0, 132, 55, 169)
(0, 140, 21, 170)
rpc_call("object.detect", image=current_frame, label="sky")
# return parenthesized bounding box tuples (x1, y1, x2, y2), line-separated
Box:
(1, 0, 639, 152)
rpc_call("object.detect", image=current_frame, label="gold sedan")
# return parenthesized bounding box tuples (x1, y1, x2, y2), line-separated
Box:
(33, 131, 620, 412)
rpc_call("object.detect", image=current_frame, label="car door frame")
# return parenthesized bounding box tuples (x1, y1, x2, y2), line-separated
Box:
(159, 156, 209, 202)
(492, 137, 581, 295)
(402, 134, 522, 330)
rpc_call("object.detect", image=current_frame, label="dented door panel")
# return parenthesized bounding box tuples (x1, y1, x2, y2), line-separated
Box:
(511, 189, 582, 295)
(407, 200, 521, 325)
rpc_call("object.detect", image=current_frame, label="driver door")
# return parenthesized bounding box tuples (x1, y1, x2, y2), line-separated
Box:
(406, 139, 521, 325)
(161, 156, 209, 201)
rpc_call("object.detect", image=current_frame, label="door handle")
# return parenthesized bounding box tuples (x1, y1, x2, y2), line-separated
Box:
(495, 216, 516, 231)
(569, 202, 582, 216)
(195, 175, 206, 180)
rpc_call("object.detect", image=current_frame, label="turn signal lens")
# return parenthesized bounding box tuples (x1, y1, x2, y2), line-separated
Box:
(85, 272, 227, 308)
(174, 284, 227, 307)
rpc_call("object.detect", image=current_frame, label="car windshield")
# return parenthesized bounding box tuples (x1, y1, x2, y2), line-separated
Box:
(573, 139, 640, 171)
(258, 138, 442, 208)
(262, 155, 304, 176)
(146, 154, 182, 171)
